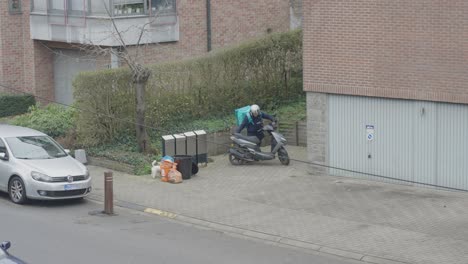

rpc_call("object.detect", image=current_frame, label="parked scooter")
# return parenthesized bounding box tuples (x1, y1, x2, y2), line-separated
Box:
(228, 123, 290, 165)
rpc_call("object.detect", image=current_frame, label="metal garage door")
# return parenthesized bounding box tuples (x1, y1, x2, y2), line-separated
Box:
(53, 49, 96, 105)
(329, 95, 468, 191)
(436, 104, 468, 190)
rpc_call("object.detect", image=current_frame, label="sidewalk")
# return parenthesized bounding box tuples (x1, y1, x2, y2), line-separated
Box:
(88, 146, 468, 264)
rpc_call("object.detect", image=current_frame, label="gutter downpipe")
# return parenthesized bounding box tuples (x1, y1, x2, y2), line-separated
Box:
(206, 0, 212, 52)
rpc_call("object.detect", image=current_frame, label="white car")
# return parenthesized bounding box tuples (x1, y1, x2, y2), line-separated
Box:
(0, 125, 92, 204)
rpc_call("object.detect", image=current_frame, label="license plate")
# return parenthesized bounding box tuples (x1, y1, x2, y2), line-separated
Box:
(64, 184, 78, 191)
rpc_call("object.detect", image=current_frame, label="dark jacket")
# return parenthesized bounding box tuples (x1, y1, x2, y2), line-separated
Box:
(236, 112, 275, 139)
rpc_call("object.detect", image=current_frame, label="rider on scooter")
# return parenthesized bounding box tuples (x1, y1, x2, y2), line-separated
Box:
(236, 104, 276, 146)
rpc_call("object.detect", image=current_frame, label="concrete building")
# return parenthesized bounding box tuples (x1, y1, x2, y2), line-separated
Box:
(0, 0, 299, 105)
(304, 1, 468, 191)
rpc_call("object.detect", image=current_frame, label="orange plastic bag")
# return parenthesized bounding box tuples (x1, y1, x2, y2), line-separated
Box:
(168, 164, 183, 184)
(160, 160, 173, 182)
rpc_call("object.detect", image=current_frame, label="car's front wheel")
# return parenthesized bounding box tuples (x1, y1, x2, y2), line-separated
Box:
(9, 176, 27, 204)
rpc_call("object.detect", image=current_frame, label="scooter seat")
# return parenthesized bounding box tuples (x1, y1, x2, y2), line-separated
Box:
(233, 133, 260, 144)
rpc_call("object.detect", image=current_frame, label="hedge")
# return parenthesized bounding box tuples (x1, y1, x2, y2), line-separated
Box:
(11, 104, 76, 138)
(0, 94, 36, 118)
(74, 29, 303, 146)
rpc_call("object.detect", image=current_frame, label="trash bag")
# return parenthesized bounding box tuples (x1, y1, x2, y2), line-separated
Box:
(168, 167, 182, 184)
(160, 160, 173, 182)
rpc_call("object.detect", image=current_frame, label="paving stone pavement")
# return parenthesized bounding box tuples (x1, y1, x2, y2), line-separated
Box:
(88, 146, 468, 264)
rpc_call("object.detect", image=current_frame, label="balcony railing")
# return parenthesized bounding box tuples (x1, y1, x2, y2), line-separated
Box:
(30, 0, 179, 46)
(31, 0, 176, 17)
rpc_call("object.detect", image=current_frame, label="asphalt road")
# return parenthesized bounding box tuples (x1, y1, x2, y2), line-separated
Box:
(0, 194, 359, 264)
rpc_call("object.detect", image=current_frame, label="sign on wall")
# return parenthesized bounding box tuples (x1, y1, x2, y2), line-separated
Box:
(366, 125, 375, 141)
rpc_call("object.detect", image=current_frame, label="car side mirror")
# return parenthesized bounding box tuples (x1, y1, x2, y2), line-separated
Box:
(0, 152, 7, 161)
(0, 241, 11, 251)
(64, 149, 71, 155)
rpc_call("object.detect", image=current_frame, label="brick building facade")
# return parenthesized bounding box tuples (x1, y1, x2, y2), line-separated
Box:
(139, 0, 292, 64)
(304, 1, 468, 191)
(0, 0, 294, 104)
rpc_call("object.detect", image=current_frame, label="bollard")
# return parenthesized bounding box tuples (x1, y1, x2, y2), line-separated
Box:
(104, 171, 114, 215)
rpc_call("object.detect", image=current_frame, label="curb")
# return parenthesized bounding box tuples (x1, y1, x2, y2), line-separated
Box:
(86, 194, 410, 264)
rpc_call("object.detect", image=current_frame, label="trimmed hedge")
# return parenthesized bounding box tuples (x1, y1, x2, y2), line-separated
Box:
(74, 29, 303, 146)
(0, 94, 36, 118)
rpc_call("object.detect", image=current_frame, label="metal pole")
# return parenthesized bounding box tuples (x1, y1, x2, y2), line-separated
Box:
(295, 121, 299, 146)
(104, 171, 113, 215)
(206, 0, 212, 52)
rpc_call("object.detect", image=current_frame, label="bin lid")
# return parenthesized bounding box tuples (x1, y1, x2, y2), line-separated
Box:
(184, 131, 196, 137)
(173, 134, 186, 139)
(174, 155, 193, 159)
(162, 135, 175, 140)
(194, 130, 206, 136)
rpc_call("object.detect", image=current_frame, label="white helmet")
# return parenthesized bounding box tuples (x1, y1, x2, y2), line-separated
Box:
(250, 104, 260, 117)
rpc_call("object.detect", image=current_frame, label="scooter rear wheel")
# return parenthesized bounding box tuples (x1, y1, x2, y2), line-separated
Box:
(278, 147, 290, 166)
(229, 154, 245, 165)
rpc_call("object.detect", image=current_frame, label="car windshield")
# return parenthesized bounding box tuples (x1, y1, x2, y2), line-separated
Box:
(5, 136, 67, 160)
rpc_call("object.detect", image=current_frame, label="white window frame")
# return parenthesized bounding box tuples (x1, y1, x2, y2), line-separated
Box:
(112, 0, 146, 16)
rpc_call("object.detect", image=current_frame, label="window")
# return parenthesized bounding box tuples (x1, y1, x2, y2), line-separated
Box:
(9, 0, 22, 14)
(0, 139, 8, 159)
(68, 0, 87, 15)
(90, 0, 109, 15)
(31, 0, 47, 12)
(48, 0, 65, 11)
(149, 0, 175, 14)
(113, 0, 145, 16)
(69, 0, 86, 11)
(0, 139, 6, 153)
(111, 0, 176, 16)
(47, 0, 88, 14)
(6, 136, 67, 160)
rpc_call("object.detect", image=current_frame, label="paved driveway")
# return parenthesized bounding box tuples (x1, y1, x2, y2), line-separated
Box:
(89, 146, 468, 264)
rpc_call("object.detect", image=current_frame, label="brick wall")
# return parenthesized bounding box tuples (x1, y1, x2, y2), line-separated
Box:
(0, 0, 26, 94)
(32, 41, 54, 102)
(0, 0, 55, 103)
(1, 0, 292, 101)
(140, 0, 291, 65)
(139, 0, 207, 65)
(0, 2, 3, 93)
(210, 0, 290, 50)
(303, 0, 468, 104)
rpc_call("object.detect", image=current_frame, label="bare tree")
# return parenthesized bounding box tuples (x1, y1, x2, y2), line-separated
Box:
(79, 1, 174, 153)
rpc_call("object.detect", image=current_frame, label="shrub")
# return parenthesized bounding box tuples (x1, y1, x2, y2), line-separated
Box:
(86, 142, 159, 175)
(0, 94, 36, 118)
(11, 104, 77, 138)
(74, 30, 303, 147)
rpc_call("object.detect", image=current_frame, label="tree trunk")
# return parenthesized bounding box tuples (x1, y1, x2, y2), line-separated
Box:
(135, 81, 149, 153)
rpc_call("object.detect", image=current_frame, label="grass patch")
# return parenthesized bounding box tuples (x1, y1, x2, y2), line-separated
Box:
(87, 142, 159, 175)
(271, 100, 307, 122)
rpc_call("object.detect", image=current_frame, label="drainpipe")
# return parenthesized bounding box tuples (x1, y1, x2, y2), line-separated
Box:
(206, 0, 212, 52)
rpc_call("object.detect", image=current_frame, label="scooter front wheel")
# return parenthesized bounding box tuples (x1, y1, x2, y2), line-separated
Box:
(229, 154, 245, 165)
(278, 147, 290, 166)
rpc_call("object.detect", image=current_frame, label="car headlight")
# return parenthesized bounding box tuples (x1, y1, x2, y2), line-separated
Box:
(31, 171, 53, 182)
(83, 168, 90, 180)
